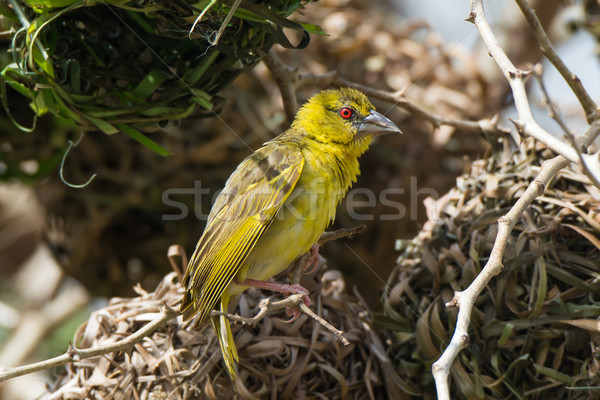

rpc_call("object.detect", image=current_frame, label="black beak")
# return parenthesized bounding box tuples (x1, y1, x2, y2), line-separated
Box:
(358, 110, 402, 136)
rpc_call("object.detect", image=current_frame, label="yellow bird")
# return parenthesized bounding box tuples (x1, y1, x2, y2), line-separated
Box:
(180, 88, 401, 380)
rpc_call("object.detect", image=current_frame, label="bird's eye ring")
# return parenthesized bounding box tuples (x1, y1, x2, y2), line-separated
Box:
(339, 107, 353, 119)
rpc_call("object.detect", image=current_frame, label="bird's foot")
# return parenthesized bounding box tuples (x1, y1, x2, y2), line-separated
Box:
(284, 307, 302, 322)
(239, 279, 311, 306)
(237, 279, 311, 322)
(302, 243, 323, 274)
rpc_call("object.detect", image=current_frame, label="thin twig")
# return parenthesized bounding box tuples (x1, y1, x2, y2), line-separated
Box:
(0, 305, 179, 383)
(264, 50, 509, 135)
(298, 302, 350, 346)
(514, 0, 599, 123)
(318, 225, 366, 246)
(60, 131, 98, 188)
(218, 295, 299, 325)
(469, 4, 583, 163)
(532, 63, 573, 137)
(533, 64, 600, 189)
(216, 226, 365, 344)
(220, 294, 351, 346)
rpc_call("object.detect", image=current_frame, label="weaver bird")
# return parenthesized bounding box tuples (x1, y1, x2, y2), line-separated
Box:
(180, 88, 401, 380)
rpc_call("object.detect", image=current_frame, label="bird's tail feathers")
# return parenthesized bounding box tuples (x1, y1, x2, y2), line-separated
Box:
(211, 295, 239, 381)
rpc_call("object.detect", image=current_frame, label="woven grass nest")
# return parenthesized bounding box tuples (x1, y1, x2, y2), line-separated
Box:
(1, 0, 320, 151)
(383, 138, 600, 399)
(47, 267, 403, 399)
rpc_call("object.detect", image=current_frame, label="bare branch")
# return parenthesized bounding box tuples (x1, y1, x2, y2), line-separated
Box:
(299, 302, 350, 346)
(263, 51, 299, 123)
(432, 154, 568, 399)
(265, 52, 509, 136)
(514, 0, 599, 123)
(0, 305, 179, 383)
(467, 2, 583, 163)
(431, 1, 600, 397)
(318, 225, 366, 246)
(532, 63, 573, 137)
(532, 65, 600, 186)
(223, 289, 351, 346)
(219, 295, 303, 325)
(221, 294, 351, 346)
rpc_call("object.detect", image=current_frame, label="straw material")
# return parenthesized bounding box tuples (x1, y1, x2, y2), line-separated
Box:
(48, 269, 405, 399)
(383, 138, 600, 399)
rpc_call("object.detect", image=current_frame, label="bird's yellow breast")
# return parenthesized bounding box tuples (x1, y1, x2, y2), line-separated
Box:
(225, 137, 370, 297)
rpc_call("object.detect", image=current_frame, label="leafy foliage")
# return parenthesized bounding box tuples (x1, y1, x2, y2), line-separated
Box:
(0, 0, 321, 153)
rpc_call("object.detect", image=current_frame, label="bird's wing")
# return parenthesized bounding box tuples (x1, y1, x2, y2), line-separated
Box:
(181, 144, 305, 322)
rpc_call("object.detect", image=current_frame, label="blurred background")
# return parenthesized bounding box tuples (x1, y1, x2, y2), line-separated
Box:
(0, 0, 598, 398)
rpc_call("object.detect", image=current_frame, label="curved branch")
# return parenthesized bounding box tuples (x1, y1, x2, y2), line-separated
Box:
(0, 306, 179, 383)
(466, 2, 582, 164)
(514, 0, 599, 123)
(431, 0, 600, 395)
(264, 50, 507, 135)
(0, 225, 364, 384)
(432, 154, 568, 399)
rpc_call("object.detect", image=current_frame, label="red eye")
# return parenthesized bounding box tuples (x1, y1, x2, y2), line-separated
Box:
(339, 107, 353, 119)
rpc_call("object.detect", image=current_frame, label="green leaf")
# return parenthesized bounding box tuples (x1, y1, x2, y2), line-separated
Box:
(140, 103, 196, 119)
(270, 26, 310, 49)
(183, 50, 219, 86)
(224, 0, 305, 31)
(85, 115, 119, 134)
(125, 9, 155, 35)
(531, 257, 547, 319)
(131, 69, 171, 101)
(24, 0, 80, 8)
(31, 45, 55, 78)
(2, 68, 36, 98)
(31, 90, 49, 116)
(190, 89, 213, 110)
(533, 364, 575, 386)
(496, 322, 514, 346)
(296, 22, 326, 36)
(68, 59, 81, 94)
(1, 71, 38, 132)
(116, 123, 171, 156)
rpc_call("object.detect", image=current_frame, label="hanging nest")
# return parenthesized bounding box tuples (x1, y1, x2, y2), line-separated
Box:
(381, 138, 600, 399)
(47, 267, 405, 399)
(0, 0, 320, 150)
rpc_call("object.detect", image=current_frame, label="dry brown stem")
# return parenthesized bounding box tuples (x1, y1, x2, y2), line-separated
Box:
(514, 0, 598, 123)
(264, 51, 507, 135)
(432, 1, 600, 398)
(318, 224, 366, 246)
(221, 292, 351, 345)
(533, 65, 600, 189)
(0, 226, 361, 384)
(0, 305, 179, 384)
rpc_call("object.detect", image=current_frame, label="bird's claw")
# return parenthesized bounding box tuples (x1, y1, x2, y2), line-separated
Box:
(281, 285, 312, 322)
(302, 244, 322, 274)
(281, 283, 311, 307)
(284, 307, 301, 323)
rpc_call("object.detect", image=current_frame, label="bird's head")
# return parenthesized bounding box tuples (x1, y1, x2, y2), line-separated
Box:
(292, 88, 402, 145)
